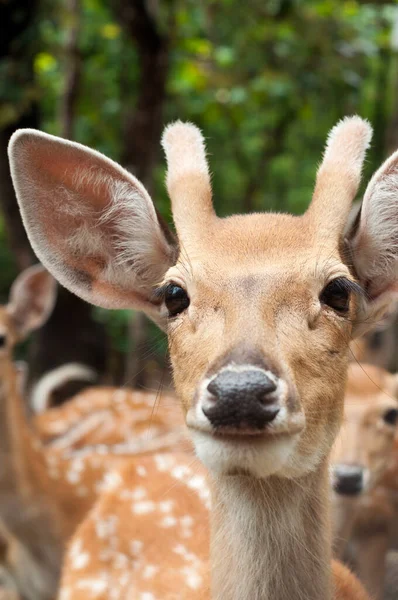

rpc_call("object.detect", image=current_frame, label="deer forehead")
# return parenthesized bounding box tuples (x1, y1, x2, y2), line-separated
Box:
(169, 213, 349, 292)
(177, 212, 328, 258)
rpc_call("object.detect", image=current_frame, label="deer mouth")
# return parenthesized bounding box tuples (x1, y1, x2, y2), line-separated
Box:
(190, 426, 302, 479)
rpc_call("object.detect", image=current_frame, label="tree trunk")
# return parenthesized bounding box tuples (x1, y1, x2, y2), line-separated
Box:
(59, 0, 82, 140)
(0, 1, 39, 271)
(0, 0, 108, 395)
(111, 0, 172, 387)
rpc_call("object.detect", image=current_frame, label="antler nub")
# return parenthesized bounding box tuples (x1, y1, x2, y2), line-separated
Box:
(162, 121, 214, 242)
(319, 116, 372, 186)
(308, 116, 373, 245)
(162, 121, 210, 184)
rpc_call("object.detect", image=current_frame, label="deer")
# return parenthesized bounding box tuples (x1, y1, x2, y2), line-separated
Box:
(33, 386, 188, 454)
(9, 115, 395, 599)
(0, 265, 189, 599)
(349, 316, 397, 370)
(331, 362, 398, 599)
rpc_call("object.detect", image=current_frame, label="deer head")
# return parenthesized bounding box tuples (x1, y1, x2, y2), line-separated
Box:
(8, 117, 398, 481)
(331, 362, 398, 498)
(0, 265, 56, 358)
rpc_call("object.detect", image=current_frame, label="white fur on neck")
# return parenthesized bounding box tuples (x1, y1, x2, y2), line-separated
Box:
(210, 463, 332, 600)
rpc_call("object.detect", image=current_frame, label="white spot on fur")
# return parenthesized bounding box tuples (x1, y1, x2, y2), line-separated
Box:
(95, 515, 118, 540)
(132, 486, 147, 500)
(181, 566, 202, 590)
(154, 454, 175, 472)
(160, 515, 177, 528)
(59, 588, 71, 600)
(102, 471, 123, 492)
(76, 577, 108, 596)
(69, 539, 90, 570)
(159, 500, 174, 513)
(130, 540, 143, 556)
(133, 501, 155, 515)
(143, 564, 158, 579)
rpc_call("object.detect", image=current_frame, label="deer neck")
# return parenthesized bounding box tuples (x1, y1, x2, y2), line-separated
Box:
(210, 459, 332, 600)
(0, 356, 63, 583)
(0, 357, 44, 493)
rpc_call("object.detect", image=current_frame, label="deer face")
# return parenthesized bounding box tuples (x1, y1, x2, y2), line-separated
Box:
(162, 214, 359, 477)
(331, 363, 398, 496)
(0, 266, 56, 361)
(8, 117, 398, 479)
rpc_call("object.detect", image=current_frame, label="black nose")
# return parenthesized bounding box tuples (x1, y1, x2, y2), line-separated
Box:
(203, 369, 280, 430)
(333, 464, 363, 496)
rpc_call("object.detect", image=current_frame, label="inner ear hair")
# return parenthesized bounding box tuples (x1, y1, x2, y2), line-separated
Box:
(344, 200, 362, 240)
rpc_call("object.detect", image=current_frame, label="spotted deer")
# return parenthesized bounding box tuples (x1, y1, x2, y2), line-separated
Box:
(9, 115, 397, 599)
(34, 386, 188, 454)
(0, 264, 119, 599)
(0, 266, 188, 600)
(331, 362, 398, 599)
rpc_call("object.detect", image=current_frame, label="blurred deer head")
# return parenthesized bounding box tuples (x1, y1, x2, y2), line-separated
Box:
(331, 362, 398, 498)
(0, 265, 56, 357)
(8, 117, 398, 481)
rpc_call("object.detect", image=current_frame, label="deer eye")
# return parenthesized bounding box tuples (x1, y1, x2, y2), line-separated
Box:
(383, 408, 398, 426)
(320, 278, 351, 314)
(165, 284, 190, 317)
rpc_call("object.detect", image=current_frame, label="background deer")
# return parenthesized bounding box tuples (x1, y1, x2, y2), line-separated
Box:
(0, 265, 190, 599)
(9, 114, 397, 599)
(34, 386, 188, 453)
(349, 317, 398, 370)
(331, 362, 398, 598)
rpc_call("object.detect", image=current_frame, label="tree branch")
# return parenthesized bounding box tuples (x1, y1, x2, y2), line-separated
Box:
(59, 0, 82, 140)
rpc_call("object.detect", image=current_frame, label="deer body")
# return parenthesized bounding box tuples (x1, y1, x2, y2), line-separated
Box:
(0, 266, 189, 600)
(331, 363, 398, 598)
(10, 115, 398, 598)
(34, 386, 188, 453)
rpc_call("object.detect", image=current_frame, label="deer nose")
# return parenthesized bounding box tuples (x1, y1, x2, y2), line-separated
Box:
(333, 464, 364, 496)
(203, 369, 280, 430)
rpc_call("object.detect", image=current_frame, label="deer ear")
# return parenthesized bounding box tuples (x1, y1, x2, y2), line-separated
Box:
(8, 130, 176, 326)
(7, 265, 56, 340)
(348, 150, 398, 336)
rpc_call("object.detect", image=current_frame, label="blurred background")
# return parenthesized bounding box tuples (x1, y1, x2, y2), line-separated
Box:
(1, 0, 398, 394)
